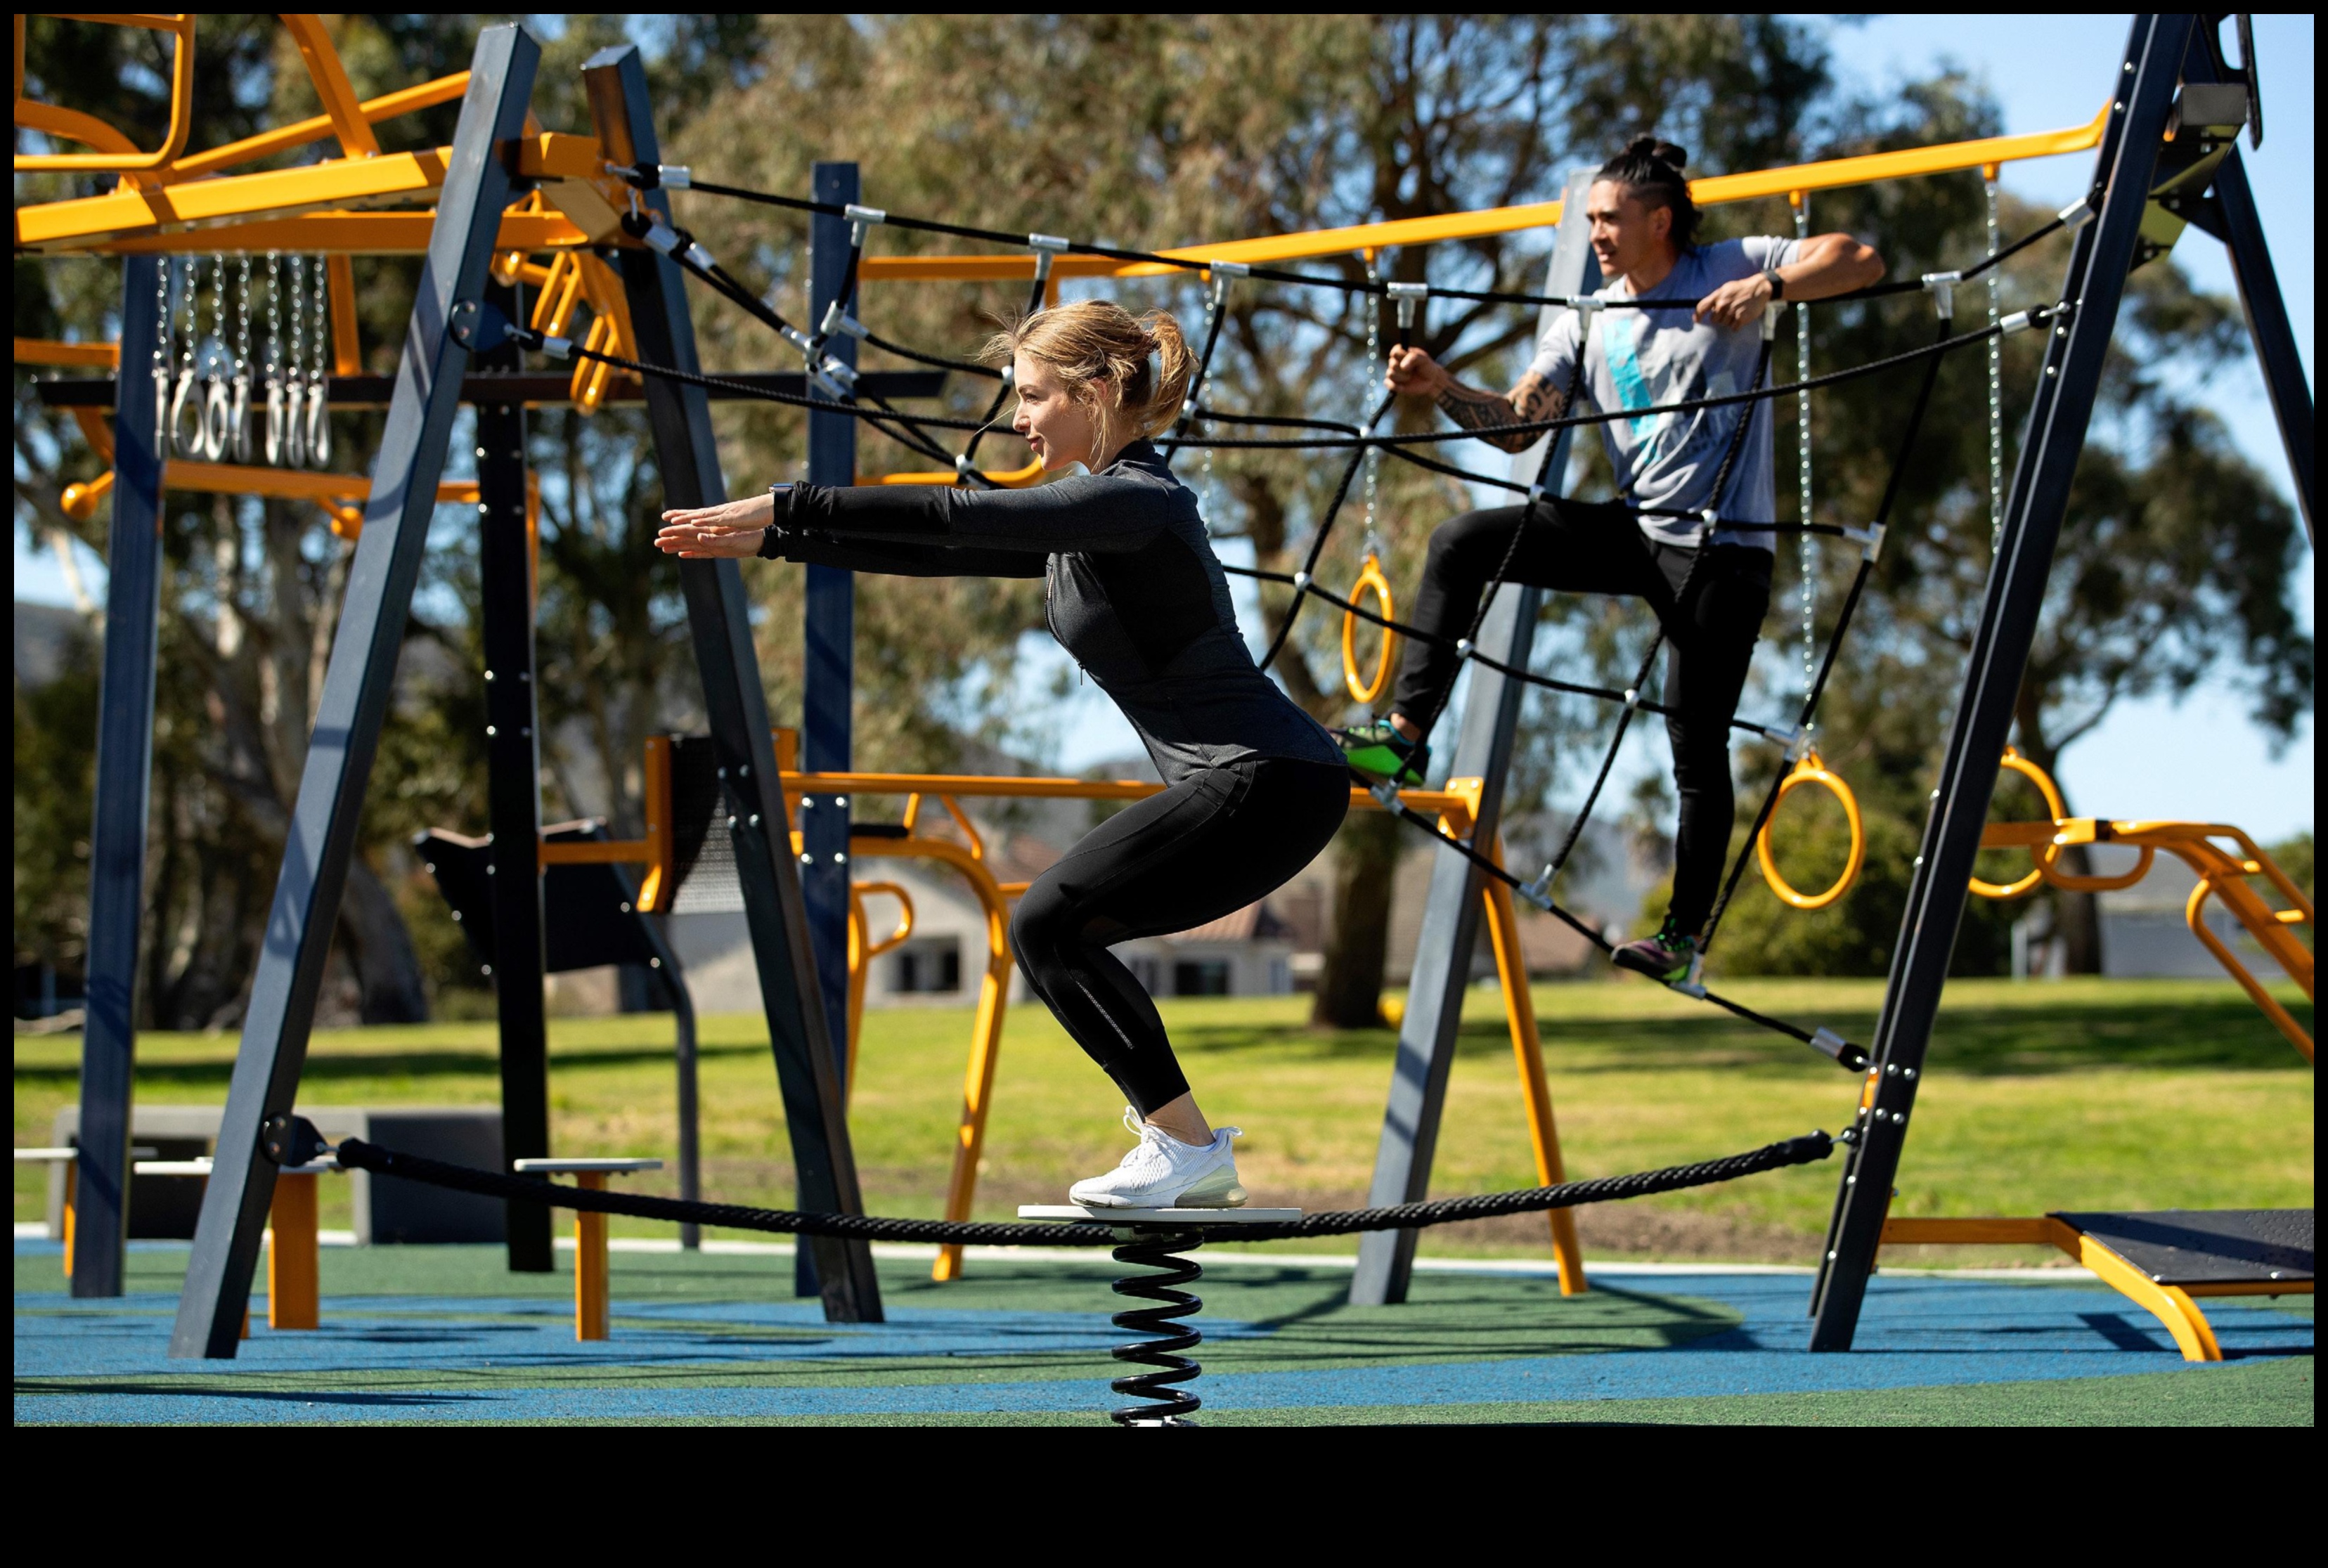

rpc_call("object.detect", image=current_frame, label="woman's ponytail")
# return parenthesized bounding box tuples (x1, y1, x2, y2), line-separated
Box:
(1134, 310, 1196, 441)
(984, 298, 1198, 456)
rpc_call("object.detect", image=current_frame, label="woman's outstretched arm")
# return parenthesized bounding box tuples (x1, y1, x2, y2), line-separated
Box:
(780, 473, 1182, 554)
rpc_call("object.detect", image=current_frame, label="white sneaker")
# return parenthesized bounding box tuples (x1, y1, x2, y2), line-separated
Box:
(1068, 1108, 1247, 1209)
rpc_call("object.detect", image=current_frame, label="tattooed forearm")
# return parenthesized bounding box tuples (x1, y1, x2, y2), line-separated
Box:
(1435, 371, 1566, 453)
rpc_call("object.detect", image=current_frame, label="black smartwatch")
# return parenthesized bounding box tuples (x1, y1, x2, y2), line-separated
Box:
(1761, 267, 1786, 301)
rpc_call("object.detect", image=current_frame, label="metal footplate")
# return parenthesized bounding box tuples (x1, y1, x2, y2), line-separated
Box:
(2055, 1208, 2313, 1288)
(1019, 1205, 1302, 1426)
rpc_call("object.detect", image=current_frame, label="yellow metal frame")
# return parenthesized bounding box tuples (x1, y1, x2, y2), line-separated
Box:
(13, 13, 196, 176)
(556, 737, 1584, 1287)
(1957, 748, 2313, 1058)
(1341, 552, 1401, 706)
(1878, 1214, 2312, 1361)
(1754, 749, 1865, 912)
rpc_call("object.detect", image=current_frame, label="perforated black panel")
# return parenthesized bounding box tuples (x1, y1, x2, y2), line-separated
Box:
(2056, 1209, 2314, 1285)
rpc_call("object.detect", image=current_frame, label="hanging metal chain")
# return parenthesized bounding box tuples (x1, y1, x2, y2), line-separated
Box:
(200, 252, 233, 460)
(231, 254, 255, 462)
(1198, 272, 1225, 532)
(264, 252, 286, 465)
(169, 257, 205, 458)
(283, 254, 309, 466)
(306, 254, 332, 466)
(1794, 196, 1816, 730)
(151, 253, 174, 459)
(1985, 173, 2005, 549)
(1361, 254, 1383, 557)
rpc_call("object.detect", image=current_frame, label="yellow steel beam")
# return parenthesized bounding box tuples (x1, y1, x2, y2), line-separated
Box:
(87, 209, 593, 256)
(279, 13, 380, 161)
(14, 144, 454, 250)
(13, 13, 196, 174)
(863, 104, 2114, 284)
(14, 336, 118, 367)
(169, 72, 470, 179)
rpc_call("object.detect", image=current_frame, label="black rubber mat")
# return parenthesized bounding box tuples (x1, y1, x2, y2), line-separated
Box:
(2054, 1209, 2314, 1286)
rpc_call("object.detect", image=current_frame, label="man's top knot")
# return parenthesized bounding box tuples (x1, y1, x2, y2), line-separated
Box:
(1598, 134, 1700, 250)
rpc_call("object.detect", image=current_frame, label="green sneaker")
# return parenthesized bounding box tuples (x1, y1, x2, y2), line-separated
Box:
(1334, 720, 1430, 786)
(1612, 914, 1700, 983)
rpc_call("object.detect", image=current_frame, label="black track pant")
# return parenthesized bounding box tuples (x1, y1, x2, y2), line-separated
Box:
(1011, 757, 1348, 1115)
(1390, 499, 1772, 935)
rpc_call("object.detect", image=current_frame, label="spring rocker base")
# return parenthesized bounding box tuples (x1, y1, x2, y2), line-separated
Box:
(1019, 1205, 1303, 1425)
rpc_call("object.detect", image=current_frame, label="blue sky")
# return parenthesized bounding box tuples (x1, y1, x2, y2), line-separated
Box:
(14, 15, 2313, 836)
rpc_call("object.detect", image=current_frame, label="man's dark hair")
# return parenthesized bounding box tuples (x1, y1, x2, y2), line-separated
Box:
(1596, 134, 1701, 251)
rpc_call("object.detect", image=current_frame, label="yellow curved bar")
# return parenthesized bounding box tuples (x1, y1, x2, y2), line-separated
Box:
(1969, 747, 2067, 899)
(845, 829, 1017, 1282)
(1754, 750, 1865, 911)
(873, 455, 1045, 488)
(1341, 552, 1401, 705)
(843, 879, 916, 1103)
(14, 14, 197, 173)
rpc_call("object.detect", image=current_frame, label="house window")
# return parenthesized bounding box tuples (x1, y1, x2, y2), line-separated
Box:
(893, 940, 962, 994)
(1172, 959, 1231, 997)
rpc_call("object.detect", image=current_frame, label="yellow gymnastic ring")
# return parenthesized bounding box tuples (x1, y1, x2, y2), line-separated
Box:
(1343, 553, 1402, 705)
(1968, 746, 2067, 899)
(1755, 750, 1865, 911)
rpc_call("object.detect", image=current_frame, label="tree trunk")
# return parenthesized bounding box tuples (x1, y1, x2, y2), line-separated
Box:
(2012, 704, 2104, 975)
(1312, 811, 1402, 1027)
(338, 855, 430, 1023)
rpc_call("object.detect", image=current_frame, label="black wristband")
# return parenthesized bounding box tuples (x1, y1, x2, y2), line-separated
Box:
(1762, 268, 1785, 301)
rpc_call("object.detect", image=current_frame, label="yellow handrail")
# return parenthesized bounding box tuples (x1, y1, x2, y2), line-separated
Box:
(862, 104, 2114, 284)
(874, 455, 1045, 488)
(13, 14, 196, 174)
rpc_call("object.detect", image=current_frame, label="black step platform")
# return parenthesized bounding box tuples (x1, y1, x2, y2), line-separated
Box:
(2053, 1209, 2313, 1286)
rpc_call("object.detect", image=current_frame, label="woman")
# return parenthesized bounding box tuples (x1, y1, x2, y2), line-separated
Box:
(656, 300, 1349, 1209)
(1338, 136, 1884, 983)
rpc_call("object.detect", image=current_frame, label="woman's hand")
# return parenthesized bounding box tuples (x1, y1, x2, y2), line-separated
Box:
(1384, 344, 1451, 396)
(656, 490, 776, 558)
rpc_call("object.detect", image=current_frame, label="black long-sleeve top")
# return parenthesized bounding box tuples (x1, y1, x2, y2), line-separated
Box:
(758, 440, 1342, 783)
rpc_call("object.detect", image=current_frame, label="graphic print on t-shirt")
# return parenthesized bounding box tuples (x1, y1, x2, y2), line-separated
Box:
(1527, 235, 1799, 549)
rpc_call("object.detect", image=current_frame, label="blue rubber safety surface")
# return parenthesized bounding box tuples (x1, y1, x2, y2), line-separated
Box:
(13, 1238, 2312, 1425)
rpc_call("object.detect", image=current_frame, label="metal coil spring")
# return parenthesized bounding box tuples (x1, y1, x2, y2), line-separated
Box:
(1109, 1230, 1205, 1426)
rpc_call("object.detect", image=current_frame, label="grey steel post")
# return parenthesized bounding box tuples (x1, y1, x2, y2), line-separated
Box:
(475, 281, 552, 1271)
(797, 159, 859, 1297)
(583, 44, 882, 1322)
(2208, 152, 2313, 538)
(2168, 25, 2311, 538)
(1808, 13, 2187, 1351)
(70, 254, 166, 1297)
(169, 26, 543, 1358)
(1351, 176, 1598, 1306)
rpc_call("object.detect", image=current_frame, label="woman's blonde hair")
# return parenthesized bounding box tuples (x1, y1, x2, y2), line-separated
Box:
(983, 299, 1195, 460)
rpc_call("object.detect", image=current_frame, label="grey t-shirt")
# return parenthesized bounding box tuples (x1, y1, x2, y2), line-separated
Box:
(1527, 235, 1801, 550)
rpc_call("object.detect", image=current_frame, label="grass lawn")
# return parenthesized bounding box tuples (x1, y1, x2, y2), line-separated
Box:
(13, 976, 2312, 1266)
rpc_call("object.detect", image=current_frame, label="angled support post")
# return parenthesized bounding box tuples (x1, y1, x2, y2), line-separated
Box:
(1808, 13, 2190, 1351)
(2171, 22, 2312, 539)
(2209, 157, 2313, 538)
(476, 278, 553, 1271)
(1351, 179, 1598, 1306)
(169, 25, 545, 1358)
(70, 253, 166, 1297)
(583, 44, 882, 1322)
(797, 158, 860, 1297)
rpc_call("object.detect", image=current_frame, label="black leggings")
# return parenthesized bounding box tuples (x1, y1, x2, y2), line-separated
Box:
(1391, 499, 1772, 935)
(1010, 757, 1348, 1115)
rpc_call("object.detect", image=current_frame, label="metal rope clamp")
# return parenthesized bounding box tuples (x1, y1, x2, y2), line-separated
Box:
(1387, 280, 1428, 332)
(1922, 270, 1962, 323)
